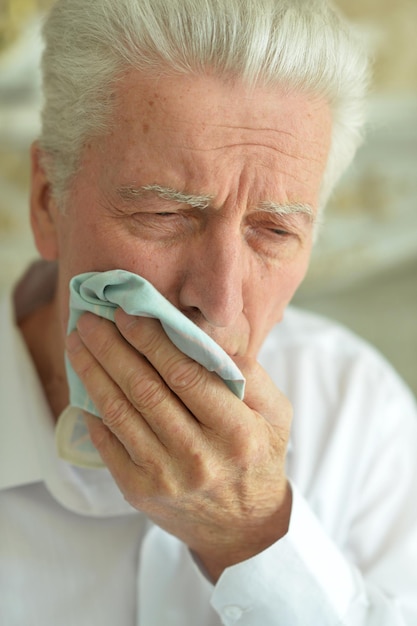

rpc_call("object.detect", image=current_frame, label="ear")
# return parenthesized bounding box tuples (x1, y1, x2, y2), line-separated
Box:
(29, 142, 61, 261)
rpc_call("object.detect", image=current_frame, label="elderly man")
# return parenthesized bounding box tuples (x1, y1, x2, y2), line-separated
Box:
(1, 0, 416, 624)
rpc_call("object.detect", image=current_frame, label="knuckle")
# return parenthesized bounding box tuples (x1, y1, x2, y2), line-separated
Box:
(232, 419, 252, 443)
(188, 454, 220, 491)
(129, 375, 170, 411)
(134, 460, 179, 502)
(102, 393, 129, 429)
(166, 356, 206, 394)
(232, 431, 260, 466)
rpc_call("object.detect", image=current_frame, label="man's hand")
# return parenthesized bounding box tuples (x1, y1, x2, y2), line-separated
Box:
(66, 309, 293, 581)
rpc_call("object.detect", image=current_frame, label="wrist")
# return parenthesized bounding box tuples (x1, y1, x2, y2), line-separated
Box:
(197, 481, 293, 582)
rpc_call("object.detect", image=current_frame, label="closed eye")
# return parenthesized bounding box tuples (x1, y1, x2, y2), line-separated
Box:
(270, 228, 291, 236)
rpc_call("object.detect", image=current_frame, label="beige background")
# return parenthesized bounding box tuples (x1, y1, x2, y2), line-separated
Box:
(1, 0, 416, 393)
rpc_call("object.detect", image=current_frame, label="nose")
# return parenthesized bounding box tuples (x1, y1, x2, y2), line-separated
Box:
(178, 222, 246, 327)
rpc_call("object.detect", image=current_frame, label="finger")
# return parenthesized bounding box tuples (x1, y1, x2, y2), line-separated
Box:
(74, 313, 203, 453)
(84, 412, 175, 508)
(114, 310, 249, 436)
(233, 356, 293, 430)
(66, 327, 165, 463)
(84, 411, 129, 466)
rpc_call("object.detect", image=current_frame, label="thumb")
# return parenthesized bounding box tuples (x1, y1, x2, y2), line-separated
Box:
(233, 357, 293, 430)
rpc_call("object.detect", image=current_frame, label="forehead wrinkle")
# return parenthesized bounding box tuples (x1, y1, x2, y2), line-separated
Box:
(177, 143, 323, 179)
(169, 114, 325, 161)
(176, 118, 298, 140)
(174, 143, 321, 189)
(180, 142, 304, 159)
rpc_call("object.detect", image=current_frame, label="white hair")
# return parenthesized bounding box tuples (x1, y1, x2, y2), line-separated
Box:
(39, 0, 370, 209)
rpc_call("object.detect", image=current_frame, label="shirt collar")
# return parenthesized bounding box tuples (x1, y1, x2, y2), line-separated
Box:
(0, 291, 45, 490)
(1, 269, 138, 517)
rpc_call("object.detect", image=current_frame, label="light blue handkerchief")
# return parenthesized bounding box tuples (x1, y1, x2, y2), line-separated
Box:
(56, 270, 245, 468)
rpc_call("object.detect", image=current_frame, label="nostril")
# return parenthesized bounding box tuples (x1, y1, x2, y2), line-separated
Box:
(179, 306, 205, 326)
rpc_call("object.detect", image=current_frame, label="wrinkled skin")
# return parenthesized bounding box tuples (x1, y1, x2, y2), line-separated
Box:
(26, 70, 332, 580)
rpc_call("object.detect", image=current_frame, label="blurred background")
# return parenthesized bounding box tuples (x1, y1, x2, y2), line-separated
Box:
(0, 0, 416, 394)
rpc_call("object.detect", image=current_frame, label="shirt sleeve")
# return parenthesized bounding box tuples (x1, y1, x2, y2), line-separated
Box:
(211, 483, 408, 625)
(210, 387, 417, 626)
(138, 339, 417, 626)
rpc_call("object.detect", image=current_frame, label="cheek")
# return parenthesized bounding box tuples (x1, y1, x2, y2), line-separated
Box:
(57, 206, 186, 300)
(58, 212, 124, 274)
(246, 256, 310, 350)
(278, 258, 310, 307)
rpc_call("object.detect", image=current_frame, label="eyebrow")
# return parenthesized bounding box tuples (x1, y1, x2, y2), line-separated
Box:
(117, 184, 212, 209)
(257, 200, 315, 223)
(116, 184, 316, 223)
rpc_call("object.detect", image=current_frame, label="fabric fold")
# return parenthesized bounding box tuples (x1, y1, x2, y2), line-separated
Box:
(56, 270, 245, 468)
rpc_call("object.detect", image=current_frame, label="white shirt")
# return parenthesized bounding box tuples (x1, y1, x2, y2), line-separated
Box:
(1, 267, 417, 625)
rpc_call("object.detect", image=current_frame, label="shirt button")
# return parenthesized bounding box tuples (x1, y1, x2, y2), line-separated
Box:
(223, 605, 243, 622)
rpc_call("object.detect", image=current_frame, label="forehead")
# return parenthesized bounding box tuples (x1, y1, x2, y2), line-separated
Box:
(116, 69, 330, 144)
(94, 69, 332, 207)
